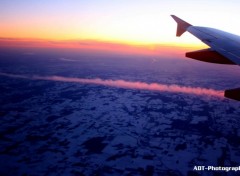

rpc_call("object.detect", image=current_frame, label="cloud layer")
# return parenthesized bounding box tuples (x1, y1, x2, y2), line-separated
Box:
(0, 72, 224, 98)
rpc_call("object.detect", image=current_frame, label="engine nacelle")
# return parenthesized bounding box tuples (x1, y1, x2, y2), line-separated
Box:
(186, 49, 236, 65)
(224, 88, 240, 101)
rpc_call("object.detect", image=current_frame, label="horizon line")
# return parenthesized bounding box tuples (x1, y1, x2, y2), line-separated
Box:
(0, 37, 205, 48)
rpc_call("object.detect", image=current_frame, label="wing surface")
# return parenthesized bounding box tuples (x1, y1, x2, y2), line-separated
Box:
(171, 15, 240, 101)
(171, 15, 240, 65)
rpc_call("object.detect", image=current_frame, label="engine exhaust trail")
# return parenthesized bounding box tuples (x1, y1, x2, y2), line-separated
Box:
(0, 72, 224, 98)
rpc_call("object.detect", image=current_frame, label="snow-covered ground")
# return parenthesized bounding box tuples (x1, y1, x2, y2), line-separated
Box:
(0, 49, 240, 175)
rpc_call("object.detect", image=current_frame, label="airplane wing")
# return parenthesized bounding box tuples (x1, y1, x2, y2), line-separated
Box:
(171, 15, 240, 101)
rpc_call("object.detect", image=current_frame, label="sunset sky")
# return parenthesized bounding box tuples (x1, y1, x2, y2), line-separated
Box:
(1, 0, 240, 52)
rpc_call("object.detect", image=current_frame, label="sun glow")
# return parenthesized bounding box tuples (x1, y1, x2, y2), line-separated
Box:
(0, 37, 205, 59)
(1, 1, 239, 49)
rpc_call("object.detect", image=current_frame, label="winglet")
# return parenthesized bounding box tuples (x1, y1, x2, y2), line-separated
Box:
(171, 15, 192, 37)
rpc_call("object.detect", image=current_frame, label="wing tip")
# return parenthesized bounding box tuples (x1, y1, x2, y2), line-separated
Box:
(171, 15, 192, 37)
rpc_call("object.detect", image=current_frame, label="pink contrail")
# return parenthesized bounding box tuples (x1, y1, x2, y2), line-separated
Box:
(0, 72, 224, 98)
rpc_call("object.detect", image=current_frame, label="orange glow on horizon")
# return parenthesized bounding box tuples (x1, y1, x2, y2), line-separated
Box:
(1, 1, 239, 55)
(0, 37, 205, 58)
